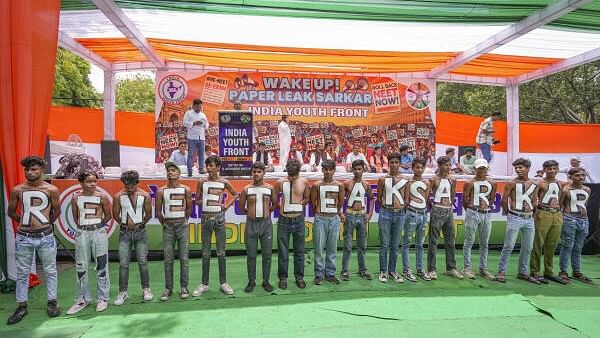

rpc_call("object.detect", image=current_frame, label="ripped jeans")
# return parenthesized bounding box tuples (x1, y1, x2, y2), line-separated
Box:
(75, 227, 110, 301)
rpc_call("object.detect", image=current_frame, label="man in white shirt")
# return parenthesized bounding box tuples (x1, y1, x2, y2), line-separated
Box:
(476, 111, 501, 163)
(169, 141, 187, 166)
(559, 157, 596, 183)
(183, 99, 209, 176)
(253, 142, 274, 172)
(278, 115, 291, 171)
(345, 145, 369, 172)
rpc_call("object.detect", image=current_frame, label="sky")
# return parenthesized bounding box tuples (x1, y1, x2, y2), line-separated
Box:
(89, 64, 155, 93)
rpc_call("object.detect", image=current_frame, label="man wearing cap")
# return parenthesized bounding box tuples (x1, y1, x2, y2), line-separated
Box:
(461, 158, 496, 280)
(476, 111, 501, 163)
(156, 162, 192, 301)
(559, 157, 595, 184)
(183, 99, 209, 176)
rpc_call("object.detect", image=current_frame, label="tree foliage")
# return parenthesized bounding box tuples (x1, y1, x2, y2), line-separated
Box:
(115, 73, 156, 113)
(437, 60, 600, 123)
(52, 48, 102, 107)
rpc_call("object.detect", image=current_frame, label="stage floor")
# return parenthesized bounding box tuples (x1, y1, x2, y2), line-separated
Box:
(1, 251, 599, 338)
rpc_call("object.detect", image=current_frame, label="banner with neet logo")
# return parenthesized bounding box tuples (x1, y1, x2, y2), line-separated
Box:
(155, 71, 436, 164)
(51, 179, 509, 251)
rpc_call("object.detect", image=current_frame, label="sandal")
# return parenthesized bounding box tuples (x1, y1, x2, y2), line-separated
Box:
(558, 272, 571, 284)
(495, 274, 507, 283)
(518, 273, 541, 285)
(572, 272, 593, 285)
(544, 274, 569, 285)
(532, 275, 549, 284)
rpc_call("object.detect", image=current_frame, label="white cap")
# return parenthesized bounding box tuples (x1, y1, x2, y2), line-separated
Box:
(571, 156, 581, 161)
(474, 158, 489, 169)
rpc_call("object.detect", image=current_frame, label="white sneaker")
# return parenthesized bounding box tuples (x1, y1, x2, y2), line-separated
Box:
(192, 284, 209, 297)
(96, 299, 108, 312)
(378, 272, 388, 283)
(66, 299, 89, 315)
(113, 291, 128, 306)
(390, 272, 404, 283)
(220, 283, 234, 295)
(142, 288, 154, 301)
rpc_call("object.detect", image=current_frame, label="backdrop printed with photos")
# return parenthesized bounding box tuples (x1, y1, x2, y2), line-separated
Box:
(155, 71, 436, 164)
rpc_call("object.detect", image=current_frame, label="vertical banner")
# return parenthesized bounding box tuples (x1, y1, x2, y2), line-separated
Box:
(218, 110, 253, 176)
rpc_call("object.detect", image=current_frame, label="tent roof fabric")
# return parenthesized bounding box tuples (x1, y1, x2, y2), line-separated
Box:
(58, 0, 600, 79)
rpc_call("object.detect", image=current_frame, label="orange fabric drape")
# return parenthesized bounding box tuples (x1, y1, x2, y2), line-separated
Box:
(436, 111, 600, 153)
(0, 0, 61, 231)
(48, 106, 156, 149)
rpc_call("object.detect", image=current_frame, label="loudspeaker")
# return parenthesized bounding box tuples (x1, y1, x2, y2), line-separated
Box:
(101, 140, 120, 167)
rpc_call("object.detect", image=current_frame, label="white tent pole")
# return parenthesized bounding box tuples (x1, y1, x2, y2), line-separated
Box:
(103, 70, 116, 140)
(506, 84, 520, 175)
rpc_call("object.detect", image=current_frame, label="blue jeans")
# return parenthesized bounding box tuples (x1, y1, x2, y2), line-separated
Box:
(463, 209, 492, 270)
(402, 210, 426, 272)
(277, 215, 306, 280)
(118, 228, 150, 292)
(15, 232, 58, 303)
(342, 213, 368, 274)
(559, 216, 588, 273)
(75, 227, 110, 301)
(378, 208, 405, 273)
(478, 143, 492, 162)
(187, 138, 205, 173)
(313, 215, 341, 278)
(498, 214, 535, 274)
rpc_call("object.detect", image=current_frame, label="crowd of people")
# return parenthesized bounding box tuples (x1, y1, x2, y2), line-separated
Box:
(6, 151, 593, 325)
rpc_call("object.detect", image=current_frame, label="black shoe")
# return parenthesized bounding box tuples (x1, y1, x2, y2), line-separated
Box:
(314, 277, 323, 285)
(7, 304, 28, 325)
(358, 271, 373, 280)
(47, 300, 60, 318)
(278, 278, 288, 290)
(262, 281, 274, 293)
(325, 276, 340, 284)
(244, 282, 256, 293)
(341, 272, 350, 281)
(296, 279, 306, 289)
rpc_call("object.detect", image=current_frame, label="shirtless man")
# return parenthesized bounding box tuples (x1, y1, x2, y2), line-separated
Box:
(496, 158, 539, 284)
(240, 162, 278, 293)
(156, 162, 193, 300)
(192, 155, 238, 296)
(311, 159, 345, 285)
(7, 156, 61, 325)
(377, 152, 407, 283)
(402, 158, 431, 282)
(341, 159, 374, 281)
(428, 156, 463, 280)
(461, 158, 496, 280)
(273, 159, 310, 289)
(67, 171, 112, 315)
(530, 160, 565, 284)
(113, 170, 154, 306)
(558, 168, 593, 284)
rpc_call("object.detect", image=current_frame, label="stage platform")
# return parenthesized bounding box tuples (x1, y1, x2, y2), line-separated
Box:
(1, 251, 599, 338)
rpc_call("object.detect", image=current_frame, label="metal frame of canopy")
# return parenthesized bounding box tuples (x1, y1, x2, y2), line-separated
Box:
(57, 0, 600, 175)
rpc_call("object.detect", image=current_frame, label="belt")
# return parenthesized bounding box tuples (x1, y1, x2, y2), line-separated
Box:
(563, 213, 587, 220)
(78, 224, 106, 231)
(346, 209, 366, 215)
(467, 206, 490, 214)
(201, 213, 223, 221)
(381, 206, 405, 213)
(17, 227, 53, 238)
(432, 204, 452, 209)
(508, 210, 533, 219)
(407, 207, 427, 215)
(120, 224, 146, 232)
(537, 205, 561, 213)
(315, 213, 340, 218)
(279, 214, 304, 220)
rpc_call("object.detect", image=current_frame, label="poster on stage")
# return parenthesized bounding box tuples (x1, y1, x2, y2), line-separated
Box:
(218, 110, 253, 176)
(155, 71, 436, 166)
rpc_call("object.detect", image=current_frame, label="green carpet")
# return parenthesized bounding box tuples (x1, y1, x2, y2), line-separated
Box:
(1, 251, 599, 338)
